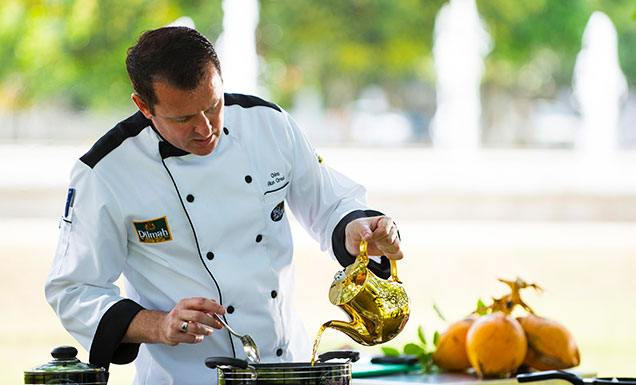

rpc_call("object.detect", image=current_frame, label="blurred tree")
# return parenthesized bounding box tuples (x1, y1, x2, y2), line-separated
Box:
(0, 0, 223, 110)
(477, 0, 636, 97)
(477, 0, 589, 96)
(0, 0, 635, 111)
(258, 0, 446, 108)
(259, 0, 636, 107)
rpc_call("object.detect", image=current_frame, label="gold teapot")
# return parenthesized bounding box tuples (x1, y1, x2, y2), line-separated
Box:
(325, 240, 410, 345)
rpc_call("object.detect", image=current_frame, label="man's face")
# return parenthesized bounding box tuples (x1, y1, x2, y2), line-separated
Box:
(136, 63, 224, 156)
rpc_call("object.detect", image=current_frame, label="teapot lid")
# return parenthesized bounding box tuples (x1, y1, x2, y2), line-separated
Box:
(25, 346, 106, 374)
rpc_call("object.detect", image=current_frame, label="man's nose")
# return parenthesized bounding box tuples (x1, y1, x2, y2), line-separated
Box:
(194, 111, 212, 135)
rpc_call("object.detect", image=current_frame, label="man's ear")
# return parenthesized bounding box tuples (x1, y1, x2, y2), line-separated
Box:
(131, 93, 152, 119)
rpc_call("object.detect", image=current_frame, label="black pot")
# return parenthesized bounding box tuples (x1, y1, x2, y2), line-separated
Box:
(24, 346, 108, 385)
(205, 351, 360, 385)
(518, 370, 636, 385)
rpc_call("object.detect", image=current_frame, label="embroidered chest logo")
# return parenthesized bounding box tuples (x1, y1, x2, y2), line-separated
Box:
(271, 201, 285, 222)
(133, 217, 172, 243)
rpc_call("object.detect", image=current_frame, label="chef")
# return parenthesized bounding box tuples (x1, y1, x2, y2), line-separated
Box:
(45, 26, 402, 385)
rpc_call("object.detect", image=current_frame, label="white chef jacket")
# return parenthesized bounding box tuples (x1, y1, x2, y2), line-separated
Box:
(45, 94, 391, 385)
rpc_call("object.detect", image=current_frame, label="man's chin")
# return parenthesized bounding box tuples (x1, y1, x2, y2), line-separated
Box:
(190, 135, 219, 156)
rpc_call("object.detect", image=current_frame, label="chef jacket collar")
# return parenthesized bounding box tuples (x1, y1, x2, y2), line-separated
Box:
(144, 118, 191, 159)
(158, 140, 189, 159)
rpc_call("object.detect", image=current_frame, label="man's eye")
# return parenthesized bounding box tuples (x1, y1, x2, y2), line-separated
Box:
(174, 117, 190, 123)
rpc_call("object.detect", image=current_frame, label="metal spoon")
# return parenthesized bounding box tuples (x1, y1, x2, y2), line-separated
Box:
(214, 314, 261, 363)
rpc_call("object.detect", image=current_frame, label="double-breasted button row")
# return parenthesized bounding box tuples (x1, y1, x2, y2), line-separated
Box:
(187, 173, 268, 299)
(223, 292, 275, 316)
(185, 174, 252, 204)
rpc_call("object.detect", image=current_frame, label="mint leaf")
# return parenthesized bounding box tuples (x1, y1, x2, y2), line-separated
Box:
(404, 343, 425, 356)
(381, 346, 401, 356)
(433, 330, 440, 347)
(417, 326, 427, 346)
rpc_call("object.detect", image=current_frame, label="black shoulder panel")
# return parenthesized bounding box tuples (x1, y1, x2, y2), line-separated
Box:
(224, 93, 282, 112)
(80, 111, 151, 169)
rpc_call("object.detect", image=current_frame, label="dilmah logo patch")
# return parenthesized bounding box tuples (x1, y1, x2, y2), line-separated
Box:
(270, 201, 285, 222)
(133, 216, 172, 243)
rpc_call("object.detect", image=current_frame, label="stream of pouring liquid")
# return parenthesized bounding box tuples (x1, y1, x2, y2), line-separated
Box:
(310, 322, 333, 366)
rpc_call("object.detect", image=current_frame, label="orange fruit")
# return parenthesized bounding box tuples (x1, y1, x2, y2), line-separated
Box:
(433, 317, 475, 371)
(518, 314, 580, 370)
(466, 312, 527, 378)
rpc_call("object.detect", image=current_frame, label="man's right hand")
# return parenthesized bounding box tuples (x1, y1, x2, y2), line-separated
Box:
(160, 297, 225, 345)
(123, 297, 225, 345)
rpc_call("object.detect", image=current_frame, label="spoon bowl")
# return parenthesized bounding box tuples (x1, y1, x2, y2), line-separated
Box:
(214, 314, 261, 363)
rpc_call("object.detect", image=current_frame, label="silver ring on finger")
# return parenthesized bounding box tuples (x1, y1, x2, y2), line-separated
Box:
(180, 321, 189, 333)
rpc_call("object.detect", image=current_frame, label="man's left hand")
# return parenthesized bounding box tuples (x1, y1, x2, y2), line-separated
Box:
(344, 216, 402, 260)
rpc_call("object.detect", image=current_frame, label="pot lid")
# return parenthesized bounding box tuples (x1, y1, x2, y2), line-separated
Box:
(25, 346, 106, 374)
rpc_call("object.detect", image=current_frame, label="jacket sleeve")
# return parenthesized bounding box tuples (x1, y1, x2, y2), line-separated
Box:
(45, 161, 144, 369)
(282, 111, 391, 278)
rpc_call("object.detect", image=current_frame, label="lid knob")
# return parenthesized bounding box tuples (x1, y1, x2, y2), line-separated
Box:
(51, 346, 78, 360)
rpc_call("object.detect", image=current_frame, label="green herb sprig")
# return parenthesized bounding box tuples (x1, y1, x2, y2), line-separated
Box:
(380, 325, 440, 374)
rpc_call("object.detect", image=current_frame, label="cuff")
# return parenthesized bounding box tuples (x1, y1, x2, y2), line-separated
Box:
(331, 209, 392, 279)
(89, 299, 145, 369)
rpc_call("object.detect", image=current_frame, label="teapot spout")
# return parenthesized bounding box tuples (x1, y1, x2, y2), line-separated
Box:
(326, 320, 376, 346)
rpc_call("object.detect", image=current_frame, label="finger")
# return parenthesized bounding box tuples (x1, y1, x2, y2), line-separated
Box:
(171, 330, 205, 344)
(387, 249, 404, 260)
(172, 319, 210, 338)
(378, 239, 402, 259)
(178, 297, 224, 313)
(354, 220, 373, 240)
(366, 216, 384, 231)
(371, 218, 392, 241)
(205, 313, 225, 329)
(179, 297, 225, 315)
(388, 224, 399, 245)
(381, 217, 393, 234)
(178, 310, 221, 329)
(186, 321, 214, 336)
(173, 319, 192, 335)
(379, 232, 402, 258)
(164, 321, 201, 345)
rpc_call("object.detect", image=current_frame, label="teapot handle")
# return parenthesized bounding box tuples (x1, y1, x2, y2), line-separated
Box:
(358, 240, 370, 266)
(389, 260, 402, 283)
(359, 240, 402, 283)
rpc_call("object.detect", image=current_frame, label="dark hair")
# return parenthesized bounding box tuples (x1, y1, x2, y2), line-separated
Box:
(126, 27, 222, 112)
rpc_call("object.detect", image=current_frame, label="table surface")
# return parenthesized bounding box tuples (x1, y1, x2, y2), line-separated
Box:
(352, 370, 597, 385)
